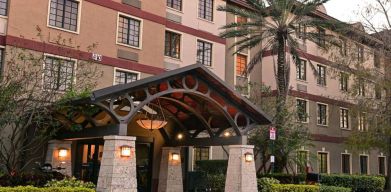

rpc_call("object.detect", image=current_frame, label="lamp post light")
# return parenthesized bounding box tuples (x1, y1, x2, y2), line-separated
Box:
(58, 148, 68, 158)
(244, 152, 254, 163)
(171, 153, 180, 162)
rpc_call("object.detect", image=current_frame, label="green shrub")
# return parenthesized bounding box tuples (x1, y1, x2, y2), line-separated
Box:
(258, 177, 280, 192)
(0, 186, 94, 192)
(321, 174, 385, 192)
(270, 184, 319, 192)
(205, 174, 225, 192)
(195, 160, 228, 175)
(0, 172, 65, 187)
(45, 177, 95, 189)
(259, 173, 306, 184)
(320, 185, 352, 192)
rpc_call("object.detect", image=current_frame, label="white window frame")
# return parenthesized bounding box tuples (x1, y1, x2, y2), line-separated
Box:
(359, 154, 370, 175)
(296, 98, 309, 123)
(116, 12, 143, 50)
(296, 59, 307, 81)
(164, 29, 183, 61)
(316, 102, 328, 126)
(317, 151, 330, 174)
(358, 112, 368, 132)
(196, 38, 214, 68)
(316, 64, 327, 87)
(46, 0, 82, 34)
(378, 155, 387, 175)
(42, 53, 77, 92)
(296, 149, 309, 174)
(340, 107, 350, 130)
(197, 0, 215, 23)
(113, 67, 141, 85)
(341, 153, 352, 174)
(166, 0, 183, 12)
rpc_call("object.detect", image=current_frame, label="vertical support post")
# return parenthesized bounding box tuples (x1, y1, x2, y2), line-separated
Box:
(158, 147, 183, 192)
(97, 136, 137, 192)
(225, 145, 258, 192)
(45, 140, 72, 176)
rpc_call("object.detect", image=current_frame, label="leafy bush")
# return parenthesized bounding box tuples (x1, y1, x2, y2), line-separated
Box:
(320, 185, 352, 192)
(0, 186, 94, 192)
(204, 174, 225, 192)
(258, 177, 280, 192)
(0, 172, 65, 187)
(271, 184, 319, 192)
(321, 174, 385, 192)
(259, 173, 306, 184)
(195, 160, 228, 175)
(45, 177, 95, 189)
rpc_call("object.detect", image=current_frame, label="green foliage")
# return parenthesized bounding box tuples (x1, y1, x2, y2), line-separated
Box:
(258, 177, 280, 192)
(320, 174, 385, 192)
(204, 174, 225, 192)
(270, 184, 319, 192)
(45, 177, 95, 189)
(0, 172, 64, 187)
(0, 186, 94, 192)
(320, 185, 352, 192)
(195, 160, 227, 175)
(259, 173, 306, 184)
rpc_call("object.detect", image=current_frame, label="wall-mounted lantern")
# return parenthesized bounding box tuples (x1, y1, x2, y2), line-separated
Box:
(121, 145, 133, 157)
(171, 153, 180, 161)
(58, 148, 68, 158)
(177, 133, 183, 140)
(245, 152, 254, 162)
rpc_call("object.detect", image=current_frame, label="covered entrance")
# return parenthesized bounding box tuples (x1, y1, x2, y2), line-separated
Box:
(47, 64, 271, 192)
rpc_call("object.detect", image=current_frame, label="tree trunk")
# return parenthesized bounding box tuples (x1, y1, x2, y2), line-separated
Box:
(387, 137, 391, 190)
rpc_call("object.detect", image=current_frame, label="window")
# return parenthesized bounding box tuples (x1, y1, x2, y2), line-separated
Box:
(318, 152, 328, 174)
(341, 154, 351, 174)
(0, 0, 7, 16)
(297, 151, 309, 173)
(43, 56, 75, 91)
(358, 79, 365, 96)
(316, 28, 326, 47)
(296, 99, 308, 123)
(117, 15, 141, 48)
(340, 38, 347, 56)
(194, 147, 210, 162)
(340, 108, 349, 129)
(374, 52, 381, 68)
(317, 103, 327, 126)
(358, 112, 367, 132)
(360, 155, 368, 175)
(296, 59, 306, 81)
(297, 24, 306, 39)
(165, 31, 181, 59)
(317, 65, 326, 86)
(375, 84, 382, 99)
(357, 44, 364, 62)
(236, 16, 248, 24)
(115, 70, 139, 85)
(197, 40, 212, 67)
(379, 156, 386, 175)
(166, 0, 182, 11)
(48, 0, 79, 32)
(340, 72, 348, 91)
(236, 54, 247, 76)
(0, 49, 4, 75)
(198, 0, 213, 21)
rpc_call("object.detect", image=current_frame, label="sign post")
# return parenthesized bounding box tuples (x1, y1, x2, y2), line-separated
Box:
(269, 126, 276, 173)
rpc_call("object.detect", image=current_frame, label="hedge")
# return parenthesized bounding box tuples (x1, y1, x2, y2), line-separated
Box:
(320, 174, 385, 192)
(0, 186, 94, 192)
(259, 173, 306, 184)
(195, 160, 228, 175)
(270, 184, 351, 192)
(320, 185, 352, 192)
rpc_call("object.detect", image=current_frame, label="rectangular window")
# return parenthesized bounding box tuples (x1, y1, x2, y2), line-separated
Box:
(360, 155, 368, 175)
(358, 112, 367, 132)
(340, 38, 347, 56)
(340, 108, 349, 129)
(49, 0, 79, 32)
(0, 49, 4, 76)
(296, 99, 308, 123)
(318, 152, 328, 174)
(236, 16, 248, 23)
(0, 0, 7, 16)
(165, 31, 181, 59)
(197, 40, 212, 67)
(198, 0, 213, 21)
(114, 70, 139, 85)
(358, 79, 365, 96)
(317, 65, 326, 86)
(166, 0, 182, 11)
(236, 54, 247, 76)
(317, 103, 327, 126)
(379, 156, 386, 175)
(341, 154, 351, 174)
(43, 56, 75, 91)
(297, 24, 306, 39)
(374, 52, 381, 68)
(296, 59, 306, 81)
(375, 84, 382, 99)
(357, 44, 364, 62)
(317, 28, 326, 47)
(117, 15, 141, 48)
(297, 151, 308, 173)
(340, 72, 348, 91)
(194, 147, 210, 162)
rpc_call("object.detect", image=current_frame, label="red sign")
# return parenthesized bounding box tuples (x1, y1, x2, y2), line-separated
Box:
(269, 127, 276, 140)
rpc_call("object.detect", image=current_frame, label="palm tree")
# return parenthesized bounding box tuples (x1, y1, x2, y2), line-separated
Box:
(218, 0, 343, 172)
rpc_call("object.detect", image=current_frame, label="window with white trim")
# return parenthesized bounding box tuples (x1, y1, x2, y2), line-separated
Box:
(296, 99, 308, 123)
(296, 59, 306, 81)
(197, 40, 212, 67)
(358, 112, 367, 132)
(317, 103, 327, 126)
(165, 31, 181, 59)
(167, 0, 182, 11)
(341, 154, 351, 174)
(317, 65, 326, 86)
(318, 152, 328, 174)
(297, 150, 308, 173)
(340, 108, 349, 129)
(115, 70, 139, 85)
(0, 0, 7, 16)
(360, 155, 369, 175)
(48, 0, 79, 32)
(117, 15, 141, 48)
(379, 156, 386, 175)
(43, 56, 75, 91)
(198, 0, 213, 21)
(340, 72, 348, 92)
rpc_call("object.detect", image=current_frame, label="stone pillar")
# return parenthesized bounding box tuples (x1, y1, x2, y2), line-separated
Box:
(158, 147, 183, 192)
(225, 145, 258, 192)
(97, 136, 137, 192)
(45, 140, 72, 176)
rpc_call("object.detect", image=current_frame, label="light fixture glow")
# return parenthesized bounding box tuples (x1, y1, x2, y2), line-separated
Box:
(58, 148, 68, 158)
(245, 152, 254, 162)
(136, 119, 168, 130)
(223, 131, 231, 137)
(172, 153, 180, 161)
(177, 133, 184, 140)
(121, 145, 132, 157)
(136, 98, 167, 131)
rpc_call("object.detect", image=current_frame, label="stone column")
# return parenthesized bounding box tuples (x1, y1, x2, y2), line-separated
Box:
(158, 147, 183, 192)
(45, 140, 72, 176)
(225, 145, 258, 192)
(97, 136, 137, 192)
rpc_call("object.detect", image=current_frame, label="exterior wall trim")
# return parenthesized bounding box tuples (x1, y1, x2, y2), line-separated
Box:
(112, 67, 141, 85)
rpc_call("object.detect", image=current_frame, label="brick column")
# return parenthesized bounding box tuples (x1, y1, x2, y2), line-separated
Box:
(225, 145, 257, 192)
(158, 147, 183, 192)
(45, 140, 72, 176)
(97, 136, 137, 192)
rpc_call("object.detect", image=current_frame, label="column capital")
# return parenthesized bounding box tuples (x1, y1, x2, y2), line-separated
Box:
(103, 135, 136, 141)
(228, 145, 254, 149)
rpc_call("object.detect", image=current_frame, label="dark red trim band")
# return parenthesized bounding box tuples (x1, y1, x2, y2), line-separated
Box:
(5, 35, 166, 75)
(85, 0, 226, 45)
